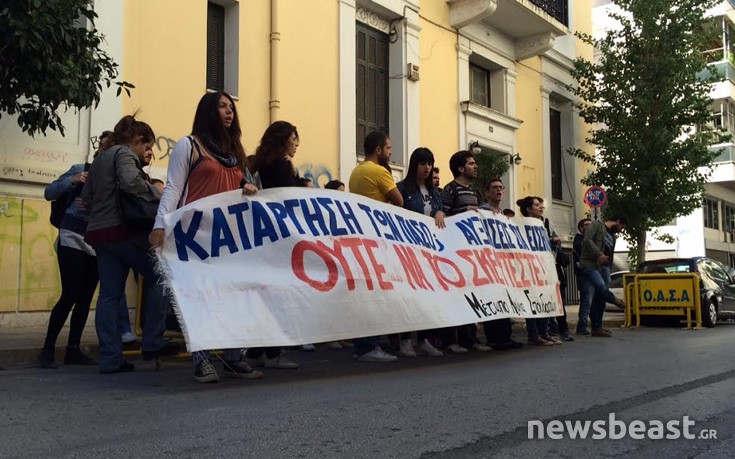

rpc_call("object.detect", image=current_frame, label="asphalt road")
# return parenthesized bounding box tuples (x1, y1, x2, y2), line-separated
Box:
(1, 324, 734, 458)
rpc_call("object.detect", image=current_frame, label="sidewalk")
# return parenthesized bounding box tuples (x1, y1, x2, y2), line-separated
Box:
(0, 304, 626, 368)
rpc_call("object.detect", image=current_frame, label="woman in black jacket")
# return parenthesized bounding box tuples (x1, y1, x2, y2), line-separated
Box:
(245, 121, 302, 369)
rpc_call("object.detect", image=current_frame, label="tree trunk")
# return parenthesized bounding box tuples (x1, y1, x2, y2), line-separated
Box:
(637, 231, 647, 265)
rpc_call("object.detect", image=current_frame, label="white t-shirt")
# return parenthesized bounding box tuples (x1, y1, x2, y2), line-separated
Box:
(419, 184, 432, 216)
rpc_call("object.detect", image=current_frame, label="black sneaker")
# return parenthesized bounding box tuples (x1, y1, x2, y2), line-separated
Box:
(560, 333, 576, 342)
(508, 339, 524, 349)
(222, 360, 264, 380)
(489, 342, 510, 351)
(39, 347, 58, 369)
(64, 345, 97, 365)
(142, 342, 181, 361)
(193, 359, 220, 383)
(100, 362, 135, 374)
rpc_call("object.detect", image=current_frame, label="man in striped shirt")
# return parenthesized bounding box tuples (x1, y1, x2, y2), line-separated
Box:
(438, 150, 492, 353)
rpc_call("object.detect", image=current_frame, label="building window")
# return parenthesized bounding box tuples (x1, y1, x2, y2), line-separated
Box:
(550, 107, 563, 200)
(207, 2, 225, 92)
(704, 198, 720, 229)
(207, 1, 239, 96)
(356, 23, 389, 156)
(711, 99, 735, 136)
(468, 55, 505, 113)
(470, 64, 490, 107)
(725, 203, 735, 232)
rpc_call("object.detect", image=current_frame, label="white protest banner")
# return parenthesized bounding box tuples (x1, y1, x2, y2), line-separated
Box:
(157, 188, 563, 352)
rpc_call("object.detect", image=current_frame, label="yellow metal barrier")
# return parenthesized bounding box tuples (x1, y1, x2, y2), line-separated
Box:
(622, 273, 702, 329)
(622, 273, 636, 327)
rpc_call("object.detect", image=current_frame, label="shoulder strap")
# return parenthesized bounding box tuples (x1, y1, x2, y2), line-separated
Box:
(178, 136, 200, 208)
(110, 146, 127, 188)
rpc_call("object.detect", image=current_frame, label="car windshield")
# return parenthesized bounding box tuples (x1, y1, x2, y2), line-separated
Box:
(638, 260, 693, 274)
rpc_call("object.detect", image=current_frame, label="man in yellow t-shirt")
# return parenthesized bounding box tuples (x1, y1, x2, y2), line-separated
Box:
(349, 131, 404, 206)
(347, 131, 403, 363)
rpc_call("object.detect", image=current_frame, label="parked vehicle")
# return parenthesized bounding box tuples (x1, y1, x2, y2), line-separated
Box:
(608, 271, 628, 309)
(636, 257, 735, 327)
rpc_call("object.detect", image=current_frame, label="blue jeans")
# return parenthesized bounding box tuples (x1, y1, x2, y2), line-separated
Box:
(582, 266, 610, 331)
(93, 234, 167, 372)
(576, 273, 592, 332)
(119, 297, 132, 335)
(526, 318, 548, 340)
(353, 336, 380, 356)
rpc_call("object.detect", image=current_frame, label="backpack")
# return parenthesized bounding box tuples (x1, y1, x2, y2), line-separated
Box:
(50, 182, 84, 229)
(50, 191, 73, 228)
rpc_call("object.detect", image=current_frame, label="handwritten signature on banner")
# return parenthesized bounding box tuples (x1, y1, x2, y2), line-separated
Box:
(159, 188, 561, 350)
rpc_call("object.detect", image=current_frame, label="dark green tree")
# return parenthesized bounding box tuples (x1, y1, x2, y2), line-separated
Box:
(569, 0, 728, 264)
(472, 148, 510, 202)
(0, 0, 133, 136)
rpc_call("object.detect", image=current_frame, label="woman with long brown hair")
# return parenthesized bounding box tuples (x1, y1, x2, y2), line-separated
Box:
(150, 92, 261, 383)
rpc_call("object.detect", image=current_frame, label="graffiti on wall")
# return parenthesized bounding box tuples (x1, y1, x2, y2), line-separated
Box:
(297, 163, 334, 188)
(154, 136, 177, 161)
(0, 145, 73, 184)
(0, 198, 61, 312)
(91, 134, 178, 162)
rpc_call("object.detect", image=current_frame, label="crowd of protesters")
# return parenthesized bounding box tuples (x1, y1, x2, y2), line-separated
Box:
(41, 91, 627, 382)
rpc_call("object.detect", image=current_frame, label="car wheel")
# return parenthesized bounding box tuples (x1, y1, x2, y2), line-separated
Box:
(701, 300, 717, 328)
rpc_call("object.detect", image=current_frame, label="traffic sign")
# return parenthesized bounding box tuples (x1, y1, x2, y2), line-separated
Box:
(584, 186, 607, 208)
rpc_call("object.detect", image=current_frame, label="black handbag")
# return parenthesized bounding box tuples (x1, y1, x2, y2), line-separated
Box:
(113, 149, 159, 230)
(118, 191, 158, 230)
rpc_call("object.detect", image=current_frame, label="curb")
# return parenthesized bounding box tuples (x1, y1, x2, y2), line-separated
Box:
(0, 342, 101, 368)
(0, 316, 627, 368)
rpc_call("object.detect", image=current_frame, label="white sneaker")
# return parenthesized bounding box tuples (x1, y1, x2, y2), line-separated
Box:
(121, 332, 137, 344)
(265, 354, 299, 369)
(326, 341, 343, 350)
(356, 347, 398, 362)
(300, 344, 316, 352)
(446, 344, 468, 354)
(417, 339, 443, 357)
(399, 339, 417, 358)
(471, 343, 493, 352)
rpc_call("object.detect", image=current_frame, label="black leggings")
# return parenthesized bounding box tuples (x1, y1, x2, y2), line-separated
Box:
(43, 245, 99, 349)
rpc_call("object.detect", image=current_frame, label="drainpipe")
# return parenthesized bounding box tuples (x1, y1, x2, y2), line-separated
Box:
(269, 0, 280, 122)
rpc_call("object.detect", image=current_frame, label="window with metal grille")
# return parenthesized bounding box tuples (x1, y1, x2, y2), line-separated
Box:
(550, 107, 563, 200)
(207, 2, 225, 92)
(704, 198, 720, 229)
(356, 23, 389, 155)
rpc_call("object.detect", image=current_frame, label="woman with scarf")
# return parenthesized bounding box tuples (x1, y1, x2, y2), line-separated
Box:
(149, 92, 261, 383)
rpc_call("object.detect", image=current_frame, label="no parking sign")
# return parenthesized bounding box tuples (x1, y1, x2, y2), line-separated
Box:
(584, 186, 607, 208)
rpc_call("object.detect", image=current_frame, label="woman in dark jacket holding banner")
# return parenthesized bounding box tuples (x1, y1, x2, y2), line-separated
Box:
(150, 92, 260, 383)
(395, 147, 445, 358)
(243, 120, 303, 369)
(82, 115, 176, 374)
(516, 196, 559, 346)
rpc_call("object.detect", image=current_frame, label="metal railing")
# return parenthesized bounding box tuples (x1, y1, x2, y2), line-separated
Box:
(699, 60, 735, 85)
(710, 144, 735, 163)
(530, 0, 569, 26)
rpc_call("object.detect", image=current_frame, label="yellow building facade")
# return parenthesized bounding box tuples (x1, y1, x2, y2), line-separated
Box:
(0, 0, 594, 323)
